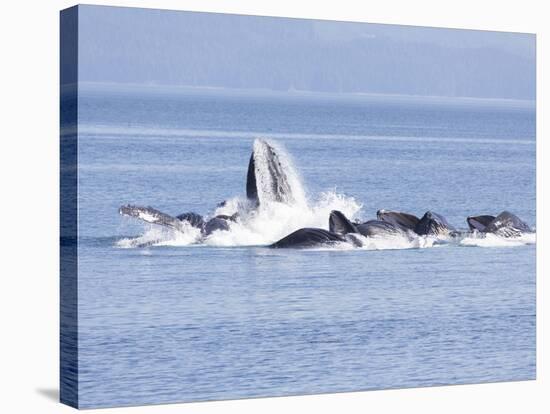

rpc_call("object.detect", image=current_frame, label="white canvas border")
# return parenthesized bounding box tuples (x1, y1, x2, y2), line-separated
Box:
(0, 0, 546, 413)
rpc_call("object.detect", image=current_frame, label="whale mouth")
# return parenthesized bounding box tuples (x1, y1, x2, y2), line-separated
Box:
(246, 138, 307, 207)
(414, 211, 456, 236)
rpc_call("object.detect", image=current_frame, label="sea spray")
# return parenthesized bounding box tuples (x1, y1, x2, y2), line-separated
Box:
(116, 222, 202, 248)
(459, 231, 536, 248)
(204, 191, 363, 247)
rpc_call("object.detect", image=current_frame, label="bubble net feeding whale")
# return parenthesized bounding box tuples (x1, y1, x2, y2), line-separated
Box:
(117, 138, 535, 250)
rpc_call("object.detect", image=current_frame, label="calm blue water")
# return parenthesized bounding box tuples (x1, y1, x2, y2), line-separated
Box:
(76, 84, 536, 408)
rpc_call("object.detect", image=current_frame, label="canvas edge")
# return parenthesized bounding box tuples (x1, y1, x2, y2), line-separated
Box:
(60, 4, 79, 409)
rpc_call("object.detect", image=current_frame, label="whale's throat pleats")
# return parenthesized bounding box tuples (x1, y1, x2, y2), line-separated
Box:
(247, 138, 307, 206)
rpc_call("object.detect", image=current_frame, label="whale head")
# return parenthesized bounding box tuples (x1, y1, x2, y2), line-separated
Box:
(246, 138, 306, 207)
(414, 211, 455, 236)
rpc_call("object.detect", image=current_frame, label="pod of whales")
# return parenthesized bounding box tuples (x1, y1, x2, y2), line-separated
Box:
(119, 138, 534, 249)
(269, 209, 533, 248)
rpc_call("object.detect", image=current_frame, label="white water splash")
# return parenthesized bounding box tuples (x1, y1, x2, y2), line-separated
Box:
(459, 231, 536, 248)
(360, 233, 438, 250)
(116, 222, 201, 248)
(203, 191, 363, 247)
(117, 189, 363, 249)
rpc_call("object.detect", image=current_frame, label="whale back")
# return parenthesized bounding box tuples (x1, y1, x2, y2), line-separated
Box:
(377, 210, 419, 231)
(356, 220, 403, 237)
(270, 228, 344, 248)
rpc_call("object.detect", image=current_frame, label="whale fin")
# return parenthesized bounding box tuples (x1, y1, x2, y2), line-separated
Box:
(119, 205, 186, 232)
(466, 215, 495, 232)
(329, 210, 358, 235)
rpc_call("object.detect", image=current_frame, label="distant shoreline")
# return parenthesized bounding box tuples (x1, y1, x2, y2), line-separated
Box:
(77, 81, 536, 108)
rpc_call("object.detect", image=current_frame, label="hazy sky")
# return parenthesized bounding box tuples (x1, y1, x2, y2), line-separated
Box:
(76, 5, 535, 100)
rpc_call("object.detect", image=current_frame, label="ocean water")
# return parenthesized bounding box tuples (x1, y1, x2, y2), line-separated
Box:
(75, 84, 536, 408)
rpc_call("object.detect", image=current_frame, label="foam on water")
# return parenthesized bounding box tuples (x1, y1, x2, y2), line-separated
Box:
(202, 190, 362, 247)
(359, 233, 439, 251)
(116, 222, 201, 248)
(459, 231, 536, 248)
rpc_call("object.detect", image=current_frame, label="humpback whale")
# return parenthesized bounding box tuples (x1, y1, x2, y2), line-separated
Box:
(377, 210, 420, 232)
(468, 211, 532, 238)
(246, 138, 298, 205)
(329, 210, 407, 238)
(329, 210, 359, 235)
(270, 210, 366, 248)
(270, 228, 346, 248)
(119, 205, 235, 239)
(270, 211, 360, 249)
(119, 205, 189, 233)
(356, 220, 407, 237)
(377, 209, 455, 237)
(414, 211, 456, 237)
(467, 215, 495, 232)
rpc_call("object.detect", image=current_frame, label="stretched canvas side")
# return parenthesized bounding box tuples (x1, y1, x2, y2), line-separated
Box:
(60, 5, 79, 409)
